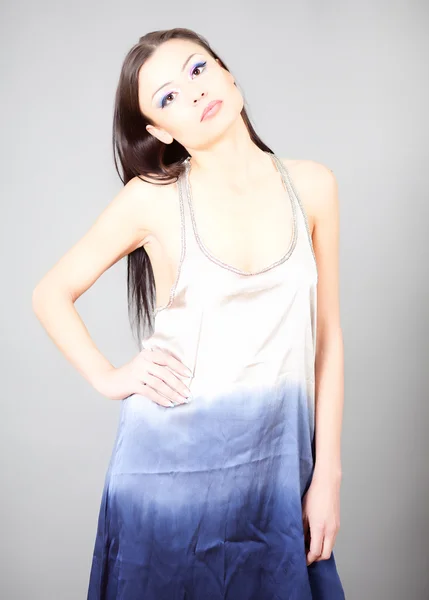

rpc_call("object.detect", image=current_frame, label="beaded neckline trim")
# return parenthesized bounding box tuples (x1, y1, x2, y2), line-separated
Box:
(153, 166, 187, 317)
(182, 152, 298, 277)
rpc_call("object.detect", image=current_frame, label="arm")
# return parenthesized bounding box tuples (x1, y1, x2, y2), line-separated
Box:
(289, 159, 343, 566)
(311, 164, 343, 482)
(32, 177, 153, 392)
(282, 158, 344, 475)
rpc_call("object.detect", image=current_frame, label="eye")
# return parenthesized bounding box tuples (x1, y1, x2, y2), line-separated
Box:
(191, 60, 207, 77)
(159, 60, 207, 109)
(160, 91, 176, 109)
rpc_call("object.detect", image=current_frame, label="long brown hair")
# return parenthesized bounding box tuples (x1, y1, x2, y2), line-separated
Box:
(113, 27, 273, 345)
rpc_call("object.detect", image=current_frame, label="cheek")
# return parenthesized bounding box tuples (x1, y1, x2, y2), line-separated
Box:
(164, 104, 195, 137)
(215, 70, 242, 108)
(147, 107, 195, 147)
(214, 68, 233, 91)
(147, 99, 187, 134)
(218, 71, 243, 109)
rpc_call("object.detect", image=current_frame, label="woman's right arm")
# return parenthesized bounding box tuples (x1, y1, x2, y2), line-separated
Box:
(32, 177, 192, 405)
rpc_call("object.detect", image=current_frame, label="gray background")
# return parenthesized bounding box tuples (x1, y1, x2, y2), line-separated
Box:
(2, 1, 428, 598)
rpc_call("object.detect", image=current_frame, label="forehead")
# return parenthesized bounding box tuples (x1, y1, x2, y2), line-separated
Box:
(138, 39, 207, 102)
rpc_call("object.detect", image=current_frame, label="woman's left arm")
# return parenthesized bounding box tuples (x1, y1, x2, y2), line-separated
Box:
(301, 162, 344, 566)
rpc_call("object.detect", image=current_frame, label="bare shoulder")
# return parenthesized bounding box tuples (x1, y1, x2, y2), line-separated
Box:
(122, 173, 178, 248)
(279, 158, 338, 233)
(32, 172, 177, 302)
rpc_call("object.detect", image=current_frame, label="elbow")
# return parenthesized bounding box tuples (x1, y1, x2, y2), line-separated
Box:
(32, 278, 73, 316)
(316, 324, 343, 354)
(32, 282, 48, 316)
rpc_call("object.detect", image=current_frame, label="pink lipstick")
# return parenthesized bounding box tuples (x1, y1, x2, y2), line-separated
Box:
(201, 100, 223, 122)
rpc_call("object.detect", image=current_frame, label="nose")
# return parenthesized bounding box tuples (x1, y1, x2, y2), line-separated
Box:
(193, 90, 207, 104)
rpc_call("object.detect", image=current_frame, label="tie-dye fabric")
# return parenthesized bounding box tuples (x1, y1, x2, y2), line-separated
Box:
(87, 152, 345, 599)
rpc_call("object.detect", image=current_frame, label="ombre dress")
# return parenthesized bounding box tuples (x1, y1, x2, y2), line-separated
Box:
(87, 152, 345, 599)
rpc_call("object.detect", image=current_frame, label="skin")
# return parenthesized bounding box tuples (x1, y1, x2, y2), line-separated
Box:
(32, 38, 343, 567)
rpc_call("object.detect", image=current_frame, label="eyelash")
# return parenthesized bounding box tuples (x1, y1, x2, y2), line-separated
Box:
(160, 61, 207, 109)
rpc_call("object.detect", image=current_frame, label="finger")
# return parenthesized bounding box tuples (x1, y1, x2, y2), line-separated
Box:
(145, 373, 190, 404)
(143, 373, 189, 405)
(146, 363, 192, 400)
(149, 347, 193, 378)
(135, 382, 175, 407)
(306, 524, 324, 566)
(316, 528, 336, 561)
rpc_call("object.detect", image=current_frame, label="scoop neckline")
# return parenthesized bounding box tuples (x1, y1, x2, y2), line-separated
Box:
(182, 151, 298, 277)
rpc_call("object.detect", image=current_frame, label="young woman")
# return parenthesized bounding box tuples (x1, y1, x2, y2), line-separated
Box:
(33, 27, 346, 599)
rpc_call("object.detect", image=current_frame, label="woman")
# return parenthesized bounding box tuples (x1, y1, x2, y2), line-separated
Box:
(33, 27, 346, 599)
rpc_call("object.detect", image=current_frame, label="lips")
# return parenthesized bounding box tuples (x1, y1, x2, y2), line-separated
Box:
(201, 100, 222, 121)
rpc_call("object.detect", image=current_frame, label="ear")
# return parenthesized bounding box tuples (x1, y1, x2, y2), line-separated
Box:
(146, 124, 173, 145)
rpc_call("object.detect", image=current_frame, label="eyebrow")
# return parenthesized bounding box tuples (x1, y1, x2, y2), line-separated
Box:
(151, 53, 200, 101)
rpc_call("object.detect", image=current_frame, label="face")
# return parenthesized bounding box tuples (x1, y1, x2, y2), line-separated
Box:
(138, 39, 244, 151)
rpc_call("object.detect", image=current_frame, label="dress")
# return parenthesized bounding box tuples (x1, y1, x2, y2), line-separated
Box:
(87, 152, 346, 599)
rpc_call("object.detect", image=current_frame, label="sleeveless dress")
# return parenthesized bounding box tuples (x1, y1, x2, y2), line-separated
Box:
(87, 152, 346, 599)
